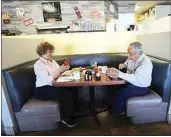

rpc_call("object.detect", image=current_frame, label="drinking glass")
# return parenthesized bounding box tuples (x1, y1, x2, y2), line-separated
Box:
(90, 60, 97, 69)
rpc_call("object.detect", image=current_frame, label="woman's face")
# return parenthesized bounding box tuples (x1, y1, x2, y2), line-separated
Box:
(42, 49, 54, 60)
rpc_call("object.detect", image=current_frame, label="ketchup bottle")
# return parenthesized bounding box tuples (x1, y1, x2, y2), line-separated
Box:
(94, 67, 99, 74)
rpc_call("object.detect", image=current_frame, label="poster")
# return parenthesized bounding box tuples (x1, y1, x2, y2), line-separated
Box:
(2, 13, 11, 24)
(42, 2, 62, 22)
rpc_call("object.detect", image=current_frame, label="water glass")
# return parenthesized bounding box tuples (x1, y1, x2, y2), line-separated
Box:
(90, 60, 97, 68)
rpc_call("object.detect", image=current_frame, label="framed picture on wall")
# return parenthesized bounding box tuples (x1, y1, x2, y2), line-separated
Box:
(42, 2, 62, 22)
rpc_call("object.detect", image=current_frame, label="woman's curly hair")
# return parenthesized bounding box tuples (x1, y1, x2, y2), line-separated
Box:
(36, 41, 55, 56)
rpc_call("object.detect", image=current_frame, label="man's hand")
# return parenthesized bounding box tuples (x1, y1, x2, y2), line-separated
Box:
(119, 63, 126, 69)
(106, 68, 119, 78)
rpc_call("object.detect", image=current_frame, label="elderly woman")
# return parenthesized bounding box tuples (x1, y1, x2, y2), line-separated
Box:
(34, 42, 77, 128)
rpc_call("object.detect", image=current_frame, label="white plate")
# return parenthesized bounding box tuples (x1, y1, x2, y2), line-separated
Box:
(56, 76, 74, 82)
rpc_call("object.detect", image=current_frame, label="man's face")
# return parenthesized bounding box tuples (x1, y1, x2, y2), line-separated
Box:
(127, 46, 139, 62)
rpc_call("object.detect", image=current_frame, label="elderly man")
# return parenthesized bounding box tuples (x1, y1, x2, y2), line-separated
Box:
(107, 41, 153, 116)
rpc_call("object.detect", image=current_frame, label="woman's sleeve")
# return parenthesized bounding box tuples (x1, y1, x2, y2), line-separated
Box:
(34, 64, 54, 85)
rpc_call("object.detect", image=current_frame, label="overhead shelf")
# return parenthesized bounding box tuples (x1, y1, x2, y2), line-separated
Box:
(135, 4, 171, 24)
(135, 1, 167, 15)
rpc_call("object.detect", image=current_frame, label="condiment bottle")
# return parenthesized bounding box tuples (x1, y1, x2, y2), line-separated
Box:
(95, 72, 101, 81)
(85, 67, 92, 81)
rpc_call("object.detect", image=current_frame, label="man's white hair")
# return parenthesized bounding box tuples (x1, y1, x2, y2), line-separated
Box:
(130, 42, 143, 55)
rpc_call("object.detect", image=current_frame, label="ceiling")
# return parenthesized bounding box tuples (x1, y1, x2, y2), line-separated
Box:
(115, 0, 168, 14)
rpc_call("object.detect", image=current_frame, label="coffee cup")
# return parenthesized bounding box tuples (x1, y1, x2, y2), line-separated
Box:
(72, 71, 81, 80)
(102, 66, 108, 74)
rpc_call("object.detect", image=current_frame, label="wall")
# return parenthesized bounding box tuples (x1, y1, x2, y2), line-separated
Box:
(2, 32, 137, 69)
(138, 16, 171, 34)
(137, 16, 171, 60)
(155, 5, 171, 20)
(2, 37, 43, 69)
(117, 13, 135, 31)
(2, 1, 105, 34)
(137, 31, 171, 60)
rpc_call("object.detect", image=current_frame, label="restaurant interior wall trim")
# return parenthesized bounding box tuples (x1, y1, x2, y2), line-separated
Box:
(2, 32, 137, 69)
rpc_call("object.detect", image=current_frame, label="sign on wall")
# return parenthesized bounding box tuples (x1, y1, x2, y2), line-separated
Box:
(42, 2, 62, 22)
(16, 8, 24, 17)
(91, 11, 100, 19)
(2, 13, 11, 24)
(16, 8, 25, 21)
(23, 18, 34, 26)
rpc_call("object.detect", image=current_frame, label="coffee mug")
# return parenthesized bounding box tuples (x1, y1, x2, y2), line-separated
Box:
(102, 66, 108, 74)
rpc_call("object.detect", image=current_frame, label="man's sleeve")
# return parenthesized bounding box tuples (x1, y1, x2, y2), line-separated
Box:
(118, 63, 152, 87)
(123, 59, 128, 67)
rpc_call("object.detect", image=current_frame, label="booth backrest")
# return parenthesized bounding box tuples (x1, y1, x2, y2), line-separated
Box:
(3, 62, 36, 112)
(148, 56, 171, 102)
(2, 53, 171, 113)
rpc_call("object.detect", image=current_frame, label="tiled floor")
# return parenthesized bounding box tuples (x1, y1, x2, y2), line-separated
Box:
(17, 111, 171, 136)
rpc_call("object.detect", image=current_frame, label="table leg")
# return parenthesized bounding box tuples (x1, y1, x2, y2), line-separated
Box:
(89, 86, 101, 125)
(75, 86, 109, 125)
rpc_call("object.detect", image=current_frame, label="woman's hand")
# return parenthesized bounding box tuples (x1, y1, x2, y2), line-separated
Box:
(52, 64, 70, 80)
(60, 64, 70, 73)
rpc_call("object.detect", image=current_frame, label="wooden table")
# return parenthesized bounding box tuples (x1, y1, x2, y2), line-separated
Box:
(53, 73, 126, 125)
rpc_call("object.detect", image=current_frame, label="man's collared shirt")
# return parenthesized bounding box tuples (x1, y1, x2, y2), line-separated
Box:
(34, 57, 59, 87)
(119, 53, 153, 87)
